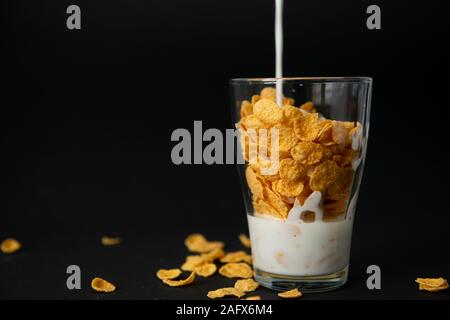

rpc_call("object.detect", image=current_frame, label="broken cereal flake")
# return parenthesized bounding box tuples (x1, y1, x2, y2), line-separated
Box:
(0, 238, 21, 254)
(253, 197, 283, 219)
(242, 295, 261, 300)
(251, 95, 261, 105)
(234, 279, 259, 292)
(331, 121, 348, 147)
(278, 288, 302, 298)
(238, 234, 251, 248)
(91, 277, 116, 293)
(240, 100, 253, 118)
(273, 179, 304, 197)
(101, 236, 121, 246)
(291, 141, 325, 165)
(294, 112, 320, 141)
(219, 263, 253, 279)
(245, 166, 264, 199)
(156, 268, 182, 280)
(184, 233, 224, 253)
(309, 160, 339, 192)
(220, 251, 252, 264)
(181, 255, 207, 271)
(207, 287, 245, 299)
(415, 278, 449, 292)
(163, 272, 196, 287)
(194, 263, 217, 277)
(263, 186, 291, 218)
(260, 87, 294, 106)
(253, 99, 283, 125)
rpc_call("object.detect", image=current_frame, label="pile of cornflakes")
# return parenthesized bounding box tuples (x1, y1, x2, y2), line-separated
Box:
(155, 233, 302, 299)
(238, 87, 360, 221)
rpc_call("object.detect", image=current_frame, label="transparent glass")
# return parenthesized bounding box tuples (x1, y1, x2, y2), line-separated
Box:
(230, 77, 372, 292)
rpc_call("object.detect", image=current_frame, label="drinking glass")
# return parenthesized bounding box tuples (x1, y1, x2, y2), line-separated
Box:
(230, 77, 372, 292)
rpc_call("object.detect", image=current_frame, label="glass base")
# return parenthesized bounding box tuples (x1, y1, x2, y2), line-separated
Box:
(254, 266, 348, 293)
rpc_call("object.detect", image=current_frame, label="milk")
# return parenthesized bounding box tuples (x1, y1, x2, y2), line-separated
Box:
(275, 0, 284, 107)
(247, 191, 354, 276)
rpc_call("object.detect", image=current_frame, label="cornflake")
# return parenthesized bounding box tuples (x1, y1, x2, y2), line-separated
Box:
(91, 277, 116, 293)
(253, 99, 283, 126)
(278, 288, 302, 298)
(184, 233, 224, 253)
(294, 113, 320, 141)
(207, 287, 245, 299)
(1, 238, 21, 254)
(234, 278, 259, 292)
(219, 263, 253, 279)
(291, 142, 325, 165)
(163, 272, 196, 287)
(202, 247, 225, 262)
(220, 251, 252, 264)
(246, 166, 264, 199)
(181, 255, 207, 271)
(101, 236, 121, 246)
(238, 234, 251, 248)
(415, 277, 449, 292)
(243, 296, 262, 300)
(240, 100, 253, 118)
(194, 263, 217, 277)
(156, 269, 182, 280)
(309, 160, 339, 192)
(279, 158, 305, 181)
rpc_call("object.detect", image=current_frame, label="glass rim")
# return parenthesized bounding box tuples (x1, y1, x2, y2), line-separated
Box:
(230, 76, 372, 84)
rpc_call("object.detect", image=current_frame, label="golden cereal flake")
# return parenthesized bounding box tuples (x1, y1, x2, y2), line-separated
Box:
(273, 179, 304, 197)
(279, 158, 306, 181)
(243, 296, 262, 300)
(327, 167, 354, 195)
(272, 124, 299, 153)
(156, 269, 182, 280)
(299, 101, 316, 113)
(1, 238, 21, 254)
(219, 263, 253, 279)
(251, 95, 261, 105)
(91, 277, 116, 293)
(238, 234, 251, 248)
(234, 279, 259, 292)
(101, 236, 121, 246)
(263, 186, 291, 218)
(415, 278, 449, 292)
(184, 233, 224, 253)
(202, 247, 225, 262)
(253, 99, 283, 125)
(240, 100, 253, 118)
(309, 160, 339, 192)
(331, 121, 348, 147)
(281, 105, 302, 126)
(291, 141, 325, 165)
(294, 112, 320, 141)
(163, 272, 196, 287)
(253, 197, 283, 218)
(278, 288, 302, 298)
(181, 255, 207, 271)
(207, 287, 246, 299)
(245, 166, 264, 199)
(194, 263, 217, 277)
(220, 251, 252, 264)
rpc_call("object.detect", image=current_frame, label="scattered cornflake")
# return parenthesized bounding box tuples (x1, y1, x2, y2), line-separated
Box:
(194, 263, 217, 277)
(234, 279, 259, 292)
(184, 233, 224, 253)
(181, 255, 207, 271)
(243, 295, 261, 300)
(163, 272, 196, 287)
(278, 288, 302, 298)
(219, 263, 253, 279)
(91, 277, 116, 293)
(101, 236, 121, 246)
(202, 247, 225, 262)
(415, 277, 449, 292)
(207, 287, 245, 299)
(220, 251, 252, 264)
(156, 269, 182, 280)
(0, 238, 21, 254)
(238, 234, 251, 248)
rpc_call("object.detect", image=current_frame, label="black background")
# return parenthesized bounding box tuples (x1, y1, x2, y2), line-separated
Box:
(1, 0, 450, 300)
